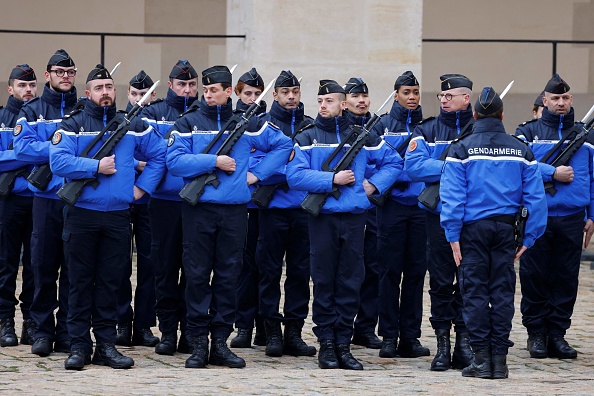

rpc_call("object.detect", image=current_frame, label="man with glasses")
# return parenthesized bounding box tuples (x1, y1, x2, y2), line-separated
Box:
(404, 74, 474, 372)
(515, 74, 594, 360)
(14, 49, 78, 358)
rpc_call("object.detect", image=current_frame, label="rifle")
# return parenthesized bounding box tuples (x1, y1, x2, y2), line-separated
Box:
(300, 91, 395, 216)
(543, 105, 594, 196)
(514, 206, 529, 250)
(251, 119, 313, 208)
(0, 141, 29, 197)
(27, 62, 123, 191)
(178, 78, 276, 206)
(56, 80, 160, 206)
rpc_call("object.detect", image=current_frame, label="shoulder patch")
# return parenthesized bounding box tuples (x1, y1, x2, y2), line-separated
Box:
(268, 122, 281, 130)
(288, 149, 295, 162)
(167, 134, 175, 147)
(146, 98, 164, 106)
(52, 131, 62, 145)
(13, 124, 22, 137)
(518, 118, 538, 127)
(418, 116, 435, 125)
(408, 140, 418, 152)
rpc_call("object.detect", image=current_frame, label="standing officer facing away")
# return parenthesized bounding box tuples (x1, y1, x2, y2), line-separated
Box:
(50, 64, 166, 370)
(440, 87, 547, 379)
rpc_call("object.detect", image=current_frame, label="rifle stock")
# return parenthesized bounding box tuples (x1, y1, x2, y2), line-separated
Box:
(0, 166, 29, 197)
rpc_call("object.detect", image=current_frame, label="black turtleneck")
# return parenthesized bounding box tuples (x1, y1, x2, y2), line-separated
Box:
(346, 110, 370, 127)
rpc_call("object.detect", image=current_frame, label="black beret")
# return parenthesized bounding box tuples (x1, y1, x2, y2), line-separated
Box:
(47, 49, 75, 68)
(202, 65, 232, 85)
(169, 60, 197, 80)
(534, 90, 545, 107)
(318, 79, 345, 95)
(86, 64, 112, 83)
(9, 64, 36, 81)
(238, 67, 264, 87)
(344, 77, 368, 94)
(275, 70, 299, 88)
(475, 87, 503, 115)
(129, 70, 154, 90)
(440, 73, 472, 91)
(394, 70, 419, 91)
(544, 74, 570, 94)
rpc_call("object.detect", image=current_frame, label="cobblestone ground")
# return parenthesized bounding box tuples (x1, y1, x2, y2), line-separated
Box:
(1, 259, 594, 395)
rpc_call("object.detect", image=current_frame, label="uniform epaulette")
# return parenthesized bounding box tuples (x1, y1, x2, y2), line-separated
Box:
(511, 135, 528, 145)
(146, 98, 164, 106)
(179, 101, 199, 118)
(518, 118, 538, 127)
(22, 97, 39, 107)
(418, 116, 435, 125)
(64, 107, 83, 119)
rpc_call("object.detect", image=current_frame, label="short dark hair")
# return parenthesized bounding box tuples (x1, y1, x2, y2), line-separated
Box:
(8, 78, 14, 87)
(532, 104, 540, 114)
(220, 82, 232, 90)
(475, 108, 503, 120)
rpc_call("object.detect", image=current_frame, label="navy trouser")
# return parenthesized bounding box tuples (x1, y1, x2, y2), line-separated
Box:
(63, 207, 130, 354)
(182, 203, 247, 339)
(234, 208, 260, 329)
(0, 194, 33, 319)
(377, 200, 427, 339)
(426, 212, 466, 332)
(309, 212, 365, 344)
(30, 196, 69, 342)
(354, 208, 380, 335)
(458, 219, 516, 355)
(256, 208, 310, 322)
(520, 211, 583, 336)
(116, 203, 156, 329)
(149, 198, 186, 334)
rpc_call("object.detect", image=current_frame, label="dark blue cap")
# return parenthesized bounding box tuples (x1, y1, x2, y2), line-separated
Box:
(239, 67, 264, 87)
(202, 65, 232, 85)
(275, 70, 299, 88)
(9, 64, 36, 81)
(475, 87, 503, 115)
(344, 77, 368, 94)
(86, 64, 112, 83)
(318, 79, 345, 95)
(440, 73, 472, 91)
(47, 49, 75, 68)
(394, 71, 419, 91)
(544, 74, 570, 94)
(129, 70, 153, 89)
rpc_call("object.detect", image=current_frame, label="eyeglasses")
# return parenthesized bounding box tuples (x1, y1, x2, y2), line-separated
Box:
(436, 93, 465, 101)
(50, 68, 77, 77)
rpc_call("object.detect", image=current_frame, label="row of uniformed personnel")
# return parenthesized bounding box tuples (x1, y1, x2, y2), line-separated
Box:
(0, 49, 590, 378)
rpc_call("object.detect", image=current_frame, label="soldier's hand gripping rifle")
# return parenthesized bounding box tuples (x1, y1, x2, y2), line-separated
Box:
(27, 61, 123, 191)
(56, 80, 160, 206)
(543, 103, 594, 196)
(300, 91, 395, 217)
(178, 78, 276, 206)
(0, 141, 29, 197)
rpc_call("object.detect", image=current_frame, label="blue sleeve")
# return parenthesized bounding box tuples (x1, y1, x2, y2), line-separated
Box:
(439, 158, 467, 242)
(247, 122, 293, 182)
(588, 144, 594, 221)
(13, 115, 51, 164)
(404, 125, 444, 183)
(366, 141, 403, 194)
(134, 124, 166, 195)
(286, 144, 334, 193)
(166, 122, 218, 178)
(50, 130, 99, 179)
(521, 160, 548, 248)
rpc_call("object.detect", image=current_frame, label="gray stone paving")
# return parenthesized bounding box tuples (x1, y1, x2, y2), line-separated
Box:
(2, 260, 594, 395)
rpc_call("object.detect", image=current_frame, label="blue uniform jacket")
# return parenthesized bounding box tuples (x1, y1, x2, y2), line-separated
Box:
(141, 89, 198, 201)
(13, 83, 78, 198)
(250, 101, 313, 209)
(0, 96, 32, 196)
(287, 112, 403, 214)
(405, 105, 474, 213)
(166, 97, 293, 205)
(440, 117, 547, 248)
(49, 100, 166, 212)
(371, 101, 424, 205)
(515, 107, 594, 219)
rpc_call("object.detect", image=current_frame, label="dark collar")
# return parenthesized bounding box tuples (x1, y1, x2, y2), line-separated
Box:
(5, 95, 24, 115)
(166, 88, 198, 113)
(540, 106, 575, 130)
(268, 100, 304, 124)
(41, 82, 77, 108)
(199, 96, 234, 121)
(389, 101, 423, 125)
(438, 105, 474, 129)
(314, 112, 351, 133)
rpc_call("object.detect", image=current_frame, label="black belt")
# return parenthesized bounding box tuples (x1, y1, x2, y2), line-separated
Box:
(487, 214, 515, 225)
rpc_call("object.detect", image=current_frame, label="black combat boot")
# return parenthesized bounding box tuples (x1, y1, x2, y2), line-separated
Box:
(264, 320, 283, 357)
(177, 332, 194, 354)
(185, 335, 209, 368)
(430, 328, 451, 371)
(209, 338, 246, 368)
(0, 318, 18, 347)
(155, 331, 177, 355)
(527, 333, 547, 358)
(115, 323, 132, 347)
(351, 332, 382, 349)
(452, 332, 473, 369)
(254, 316, 266, 346)
(132, 328, 159, 347)
(230, 328, 253, 348)
(547, 335, 577, 359)
(20, 319, 37, 345)
(378, 337, 397, 358)
(461, 348, 492, 379)
(91, 343, 134, 369)
(318, 339, 339, 369)
(397, 338, 430, 358)
(491, 354, 509, 379)
(283, 321, 316, 356)
(336, 344, 364, 370)
(64, 348, 91, 370)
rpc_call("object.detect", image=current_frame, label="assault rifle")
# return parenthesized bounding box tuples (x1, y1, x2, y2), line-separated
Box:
(0, 140, 29, 197)
(368, 135, 412, 207)
(56, 80, 160, 206)
(178, 78, 276, 206)
(300, 91, 395, 216)
(514, 206, 529, 250)
(27, 62, 123, 191)
(544, 104, 594, 196)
